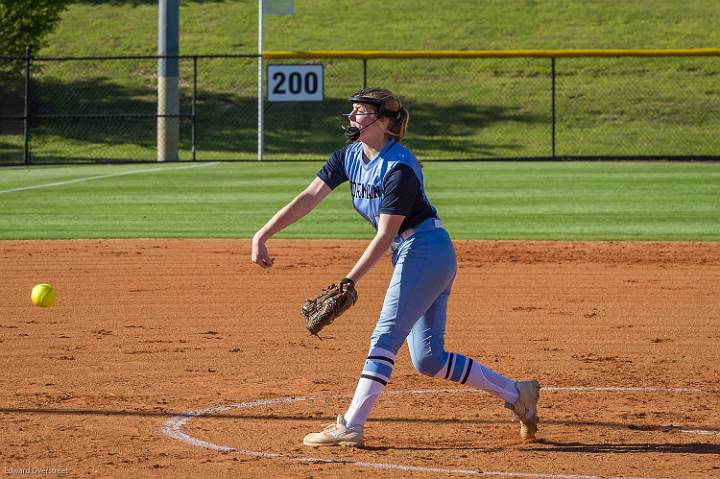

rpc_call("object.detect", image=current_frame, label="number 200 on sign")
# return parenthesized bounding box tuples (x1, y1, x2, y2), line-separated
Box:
(267, 64, 324, 102)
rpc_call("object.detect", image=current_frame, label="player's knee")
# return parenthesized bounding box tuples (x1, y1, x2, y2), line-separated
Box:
(410, 350, 448, 377)
(369, 333, 404, 355)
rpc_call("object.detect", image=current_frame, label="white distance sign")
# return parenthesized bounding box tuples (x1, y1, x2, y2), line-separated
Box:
(267, 64, 324, 102)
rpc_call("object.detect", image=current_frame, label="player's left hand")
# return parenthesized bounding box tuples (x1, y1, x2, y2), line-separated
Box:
(302, 278, 358, 338)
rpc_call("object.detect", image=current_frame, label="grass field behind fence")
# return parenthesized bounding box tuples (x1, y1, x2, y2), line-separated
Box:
(4, 55, 718, 163)
(44, 1, 720, 55)
(1, 1, 719, 163)
(1, 161, 718, 241)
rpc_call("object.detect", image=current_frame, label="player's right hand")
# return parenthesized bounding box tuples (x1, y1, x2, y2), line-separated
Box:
(251, 237, 274, 269)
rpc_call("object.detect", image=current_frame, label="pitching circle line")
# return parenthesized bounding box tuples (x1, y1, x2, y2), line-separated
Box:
(161, 386, 714, 479)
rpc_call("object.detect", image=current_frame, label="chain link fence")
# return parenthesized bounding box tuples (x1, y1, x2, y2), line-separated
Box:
(1, 51, 719, 164)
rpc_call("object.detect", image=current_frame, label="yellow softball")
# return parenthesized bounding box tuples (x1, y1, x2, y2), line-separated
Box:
(31, 283, 56, 308)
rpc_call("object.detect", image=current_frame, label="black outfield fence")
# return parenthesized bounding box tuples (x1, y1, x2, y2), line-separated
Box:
(1, 48, 719, 164)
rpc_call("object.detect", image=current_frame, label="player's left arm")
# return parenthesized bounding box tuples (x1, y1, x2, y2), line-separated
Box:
(345, 163, 421, 283)
(345, 213, 404, 284)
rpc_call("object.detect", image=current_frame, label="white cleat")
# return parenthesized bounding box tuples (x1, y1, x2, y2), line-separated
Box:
(506, 380, 540, 442)
(303, 414, 364, 448)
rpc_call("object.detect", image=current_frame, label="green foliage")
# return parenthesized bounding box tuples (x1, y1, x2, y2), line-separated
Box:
(0, 0, 71, 58)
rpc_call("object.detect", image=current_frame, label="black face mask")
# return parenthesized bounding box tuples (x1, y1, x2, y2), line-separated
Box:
(343, 126, 361, 142)
(342, 114, 382, 142)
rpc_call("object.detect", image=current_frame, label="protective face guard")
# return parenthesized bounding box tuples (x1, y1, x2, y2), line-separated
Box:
(342, 93, 401, 141)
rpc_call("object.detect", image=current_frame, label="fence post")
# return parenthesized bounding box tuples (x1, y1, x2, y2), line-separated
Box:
(192, 55, 197, 161)
(257, 0, 264, 161)
(363, 59, 367, 88)
(23, 45, 31, 165)
(551, 57, 556, 160)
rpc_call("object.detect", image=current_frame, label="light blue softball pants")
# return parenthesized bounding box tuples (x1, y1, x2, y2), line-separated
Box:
(370, 221, 457, 376)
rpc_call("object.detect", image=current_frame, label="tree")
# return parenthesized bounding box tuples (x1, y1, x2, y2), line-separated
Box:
(0, 0, 71, 57)
(1, 0, 70, 125)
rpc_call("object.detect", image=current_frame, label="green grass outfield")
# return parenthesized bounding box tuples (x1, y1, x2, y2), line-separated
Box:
(1, 161, 718, 241)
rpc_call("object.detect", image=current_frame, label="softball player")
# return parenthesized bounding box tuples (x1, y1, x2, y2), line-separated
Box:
(251, 87, 540, 447)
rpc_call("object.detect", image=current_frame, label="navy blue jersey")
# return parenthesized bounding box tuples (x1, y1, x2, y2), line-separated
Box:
(317, 139, 437, 233)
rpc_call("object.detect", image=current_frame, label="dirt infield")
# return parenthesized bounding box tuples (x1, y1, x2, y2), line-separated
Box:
(1, 239, 719, 478)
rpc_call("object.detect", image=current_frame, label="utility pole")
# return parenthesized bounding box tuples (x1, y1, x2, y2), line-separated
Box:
(158, 0, 180, 161)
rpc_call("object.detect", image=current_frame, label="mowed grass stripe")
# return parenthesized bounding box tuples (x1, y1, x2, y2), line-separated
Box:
(0, 162, 718, 241)
(0, 162, 220, 194)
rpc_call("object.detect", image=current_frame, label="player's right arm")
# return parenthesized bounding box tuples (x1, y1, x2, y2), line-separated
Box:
(251, 177, 332, 268)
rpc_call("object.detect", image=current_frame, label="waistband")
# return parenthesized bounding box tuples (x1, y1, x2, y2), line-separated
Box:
(397, 218, 445, 242)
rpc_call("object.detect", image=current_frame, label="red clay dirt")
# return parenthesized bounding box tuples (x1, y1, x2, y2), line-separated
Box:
(1, 239, 719, 478)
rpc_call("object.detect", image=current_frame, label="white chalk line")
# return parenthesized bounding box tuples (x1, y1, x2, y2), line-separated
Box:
(0, 161, 220, 194)
(679, 429, 720, 436)
(383, 386, 704, 394)
(161, 386, 715, 479)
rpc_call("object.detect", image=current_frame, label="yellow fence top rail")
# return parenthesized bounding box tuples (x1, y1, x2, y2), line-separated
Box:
(264, 48, 720, 59)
